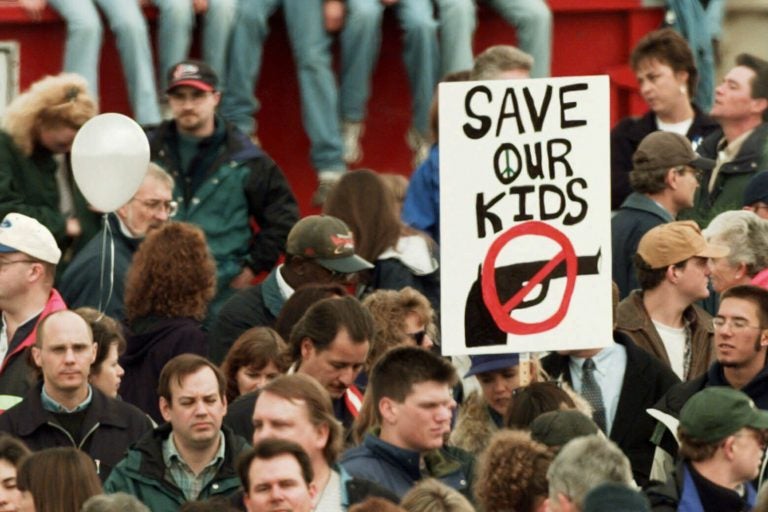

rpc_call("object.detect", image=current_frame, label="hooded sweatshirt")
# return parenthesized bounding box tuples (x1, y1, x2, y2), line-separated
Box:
(120, 317, 207, 422)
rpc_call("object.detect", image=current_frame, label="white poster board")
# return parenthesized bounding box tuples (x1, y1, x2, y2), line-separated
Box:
(439, 76, 613, 356)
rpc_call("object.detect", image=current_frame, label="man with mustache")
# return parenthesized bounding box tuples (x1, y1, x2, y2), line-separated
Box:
(148, 60, 299, 318)
(59, 164, 174, 320)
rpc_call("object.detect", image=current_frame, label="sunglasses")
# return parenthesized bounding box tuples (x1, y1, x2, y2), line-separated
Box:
(406, 330, 427, 346)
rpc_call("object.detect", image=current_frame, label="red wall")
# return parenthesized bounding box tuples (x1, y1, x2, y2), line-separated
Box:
(1, 0, 663, 213)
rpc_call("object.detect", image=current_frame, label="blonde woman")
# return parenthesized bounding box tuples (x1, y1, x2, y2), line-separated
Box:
(0, 73, 97, 244)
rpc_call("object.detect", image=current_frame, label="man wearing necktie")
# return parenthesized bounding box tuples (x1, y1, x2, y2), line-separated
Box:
(542, 282, 680, 487)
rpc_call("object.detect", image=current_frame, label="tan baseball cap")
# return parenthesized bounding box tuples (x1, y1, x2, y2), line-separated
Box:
(637, 220, 729, 269)
(632, 132, 715, 172)
(0, 213, 61, 264)
(286, 215, 373, 274)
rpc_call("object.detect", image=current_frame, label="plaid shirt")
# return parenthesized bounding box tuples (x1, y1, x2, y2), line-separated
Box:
(162, 431, 225, 501)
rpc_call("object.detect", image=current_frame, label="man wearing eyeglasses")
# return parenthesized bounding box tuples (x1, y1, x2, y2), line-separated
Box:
(612, 131, 715, 299)
(0, 213, 66, 411)
(148, 60, 299, 319)
(59, 164, 174, 320)
(651, 285, 768, 482)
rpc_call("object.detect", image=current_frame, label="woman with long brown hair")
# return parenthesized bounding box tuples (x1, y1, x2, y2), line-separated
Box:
(17, 447, 102, 512)
(120, 222, 217, 422)
(323, 169, 439, 308)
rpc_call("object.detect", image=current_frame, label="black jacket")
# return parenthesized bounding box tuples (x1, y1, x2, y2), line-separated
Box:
(542, 332, 680, 487)
(610, 107, 719, 210)
(210, 267, 283, 364)
(0, 383, 153, 481)
(120, 317, 207, 422)
(685, 122, 768, 227)
(59, 213, 140, 320)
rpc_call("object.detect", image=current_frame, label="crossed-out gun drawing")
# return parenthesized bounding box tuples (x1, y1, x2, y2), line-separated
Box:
(464, 249, 601, 347)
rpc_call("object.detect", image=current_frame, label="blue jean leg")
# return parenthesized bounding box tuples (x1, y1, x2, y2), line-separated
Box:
(339, 0, 384, 124)
(485, 0, 552, 77)
(202, 0, 237, 89)
(95, 0, 161, 124)
(45, 0, 103, 97)
(394, 0, 440, 135)
(152, 0, 195, 90)
(219, 0, 280, 135)
(282, 0, 344, 171)
(434, 0, 476, 75)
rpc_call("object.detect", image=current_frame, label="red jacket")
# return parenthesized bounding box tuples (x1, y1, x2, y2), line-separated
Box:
(0, 289, 66, 411)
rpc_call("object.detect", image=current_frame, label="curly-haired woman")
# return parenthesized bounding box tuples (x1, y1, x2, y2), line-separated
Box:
(475, 430, 553, 512)
(0, 73, 98, 245)
(120, 222, 216, 422)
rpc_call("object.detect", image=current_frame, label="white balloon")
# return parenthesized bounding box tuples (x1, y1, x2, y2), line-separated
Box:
(71, 113, 150, 212)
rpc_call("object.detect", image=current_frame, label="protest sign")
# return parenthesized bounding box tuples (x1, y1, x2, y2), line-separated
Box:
(440, 76, 612, 355)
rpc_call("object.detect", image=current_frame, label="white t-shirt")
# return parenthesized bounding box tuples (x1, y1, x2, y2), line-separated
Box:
(314, 469, 343, 512)
(657, 117, 694, 138)
(652, 320, 687, 380)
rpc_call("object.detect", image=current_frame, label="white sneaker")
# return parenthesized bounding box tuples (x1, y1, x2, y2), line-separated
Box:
(312, 171, 343, 207)
(406, 127, 431, 168)
(342, 121, 364, 164)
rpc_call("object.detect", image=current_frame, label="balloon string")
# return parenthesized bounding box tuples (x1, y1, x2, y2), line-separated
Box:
(96, 213, 116, 318)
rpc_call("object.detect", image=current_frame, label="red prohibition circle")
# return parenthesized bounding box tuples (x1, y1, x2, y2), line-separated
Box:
(480, 221, 577, 335)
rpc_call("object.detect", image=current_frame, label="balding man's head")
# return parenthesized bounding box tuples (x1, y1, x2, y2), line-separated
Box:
(32, 311, 96, 399)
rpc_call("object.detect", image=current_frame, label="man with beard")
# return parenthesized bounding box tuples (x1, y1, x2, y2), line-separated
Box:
(651, 285, 768, 476)
(59, 164, 174, 320)
(148, 60, 298, 318)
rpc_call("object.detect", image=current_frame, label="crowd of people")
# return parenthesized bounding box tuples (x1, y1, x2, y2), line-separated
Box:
(15, 0, 553, 205)
(2, 1, 768, 510)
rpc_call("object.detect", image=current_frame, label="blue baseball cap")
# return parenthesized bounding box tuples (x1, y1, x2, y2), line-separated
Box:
(465, 353, 520, 378)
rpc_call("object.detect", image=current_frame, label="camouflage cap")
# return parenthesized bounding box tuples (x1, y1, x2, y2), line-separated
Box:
(286, 215, 373, 274)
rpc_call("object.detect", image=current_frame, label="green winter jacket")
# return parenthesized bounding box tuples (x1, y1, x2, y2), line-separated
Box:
(0, 130, 65, 240)
(685, 123, 768, 228)
(147, 119, 298, 313)
(103, 423, 249, 511)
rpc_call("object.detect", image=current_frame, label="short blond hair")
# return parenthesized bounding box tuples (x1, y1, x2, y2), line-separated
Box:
(471, 45, 534, 80)
(401, 479, 474, 512)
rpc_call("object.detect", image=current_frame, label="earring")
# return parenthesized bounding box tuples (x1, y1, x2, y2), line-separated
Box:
(680, 85, 687, 96)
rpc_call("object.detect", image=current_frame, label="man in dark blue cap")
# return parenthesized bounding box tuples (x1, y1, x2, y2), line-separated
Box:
(742, 171, 768, 219)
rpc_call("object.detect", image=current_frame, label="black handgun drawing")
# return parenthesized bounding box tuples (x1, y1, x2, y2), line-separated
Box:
(464, 249, 601, 347)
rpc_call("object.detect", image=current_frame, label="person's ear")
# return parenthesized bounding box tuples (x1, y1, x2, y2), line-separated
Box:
(31, 346, 42, 369)
(159, 396, 172, 423)
(379, 397, 398, 425)
(665, 167, 678, 189)
(300, 338, 315, 361)
(751, 97, 768, 117)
